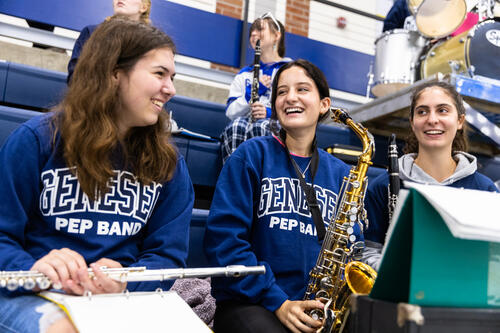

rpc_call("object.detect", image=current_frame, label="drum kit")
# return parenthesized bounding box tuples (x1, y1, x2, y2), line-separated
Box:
(369, 0, 500, 98)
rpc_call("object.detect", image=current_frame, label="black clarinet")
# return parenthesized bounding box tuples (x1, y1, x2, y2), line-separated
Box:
(387, 133, 400, 221)
(250, 39, 261, 121)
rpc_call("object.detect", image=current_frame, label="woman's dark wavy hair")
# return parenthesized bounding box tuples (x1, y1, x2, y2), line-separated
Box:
(403, 81, 468, 154)
(269, 59, 331, 134)
(250, 16, 286, 57)
(53, 16, 177, 200)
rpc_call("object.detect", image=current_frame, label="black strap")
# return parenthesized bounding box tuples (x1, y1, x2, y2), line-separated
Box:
(280, 130, 326, 241)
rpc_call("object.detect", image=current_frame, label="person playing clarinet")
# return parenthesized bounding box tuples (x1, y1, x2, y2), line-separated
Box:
(362, 81, 499, 270)
(0, 17, 193, 333)
(220, 12, 291, 163)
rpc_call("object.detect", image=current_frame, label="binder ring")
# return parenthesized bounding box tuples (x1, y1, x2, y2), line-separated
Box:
(155, 287, 164, 297)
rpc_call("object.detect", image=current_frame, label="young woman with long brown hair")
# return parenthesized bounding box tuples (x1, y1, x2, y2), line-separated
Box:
(0, 17, 193, 333)
(363, 81, 498, 270)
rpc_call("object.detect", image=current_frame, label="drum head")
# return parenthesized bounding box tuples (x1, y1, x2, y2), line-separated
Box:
(468, 19, 500, 80)
(416, 0, 467, 38)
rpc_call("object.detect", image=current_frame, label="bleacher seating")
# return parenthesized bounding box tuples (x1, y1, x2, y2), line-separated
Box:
(0, 62, 67, 110)
(0, 61, 391, 188)
(168, 95, 229, 139)
(168, 95, 227, 188)
(3, 63, 499, 271)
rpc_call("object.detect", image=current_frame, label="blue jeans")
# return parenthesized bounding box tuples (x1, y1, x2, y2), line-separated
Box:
(0, 293, 65, 333)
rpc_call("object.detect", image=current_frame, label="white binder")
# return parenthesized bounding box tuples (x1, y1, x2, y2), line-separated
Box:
(40, 290, 212, 333)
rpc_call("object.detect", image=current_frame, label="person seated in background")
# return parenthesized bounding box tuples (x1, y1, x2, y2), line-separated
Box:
(383, 0, 478, 35)
(205, 59, 364, 333)
(67, 0, 151, 83)
(362, 81, 499, 271)
(382, 0, 413, 32)
(220, 12, 291, 163)
(0, 17, 193, 333)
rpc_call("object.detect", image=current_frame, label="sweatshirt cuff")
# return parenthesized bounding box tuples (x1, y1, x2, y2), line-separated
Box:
(260, 283, 289, 312)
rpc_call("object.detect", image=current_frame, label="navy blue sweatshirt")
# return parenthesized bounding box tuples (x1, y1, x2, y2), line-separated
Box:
(365, 152, 499, 244)
(0, 113, 194, 293)
(204, 135, 362, 312)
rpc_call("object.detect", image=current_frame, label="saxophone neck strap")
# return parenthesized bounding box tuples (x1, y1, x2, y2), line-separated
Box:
(280, 129, 326, 241)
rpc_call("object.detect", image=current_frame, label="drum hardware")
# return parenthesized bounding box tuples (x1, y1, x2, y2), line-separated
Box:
(448, 60, 462, 75)
(468, 65, 476, 77)
(366, 62, 374, 98)
(419, 18, 500, 81)
(478, 0, 496, 19)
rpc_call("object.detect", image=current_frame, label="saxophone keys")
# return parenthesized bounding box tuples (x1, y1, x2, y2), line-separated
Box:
(350, 207, 358, 214)
(0, 278, 6, 288)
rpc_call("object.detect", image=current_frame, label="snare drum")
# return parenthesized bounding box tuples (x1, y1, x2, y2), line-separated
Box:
(371, 29, 427, 97)
(420, 18, 500, 80)
(407, 0, 467, 38)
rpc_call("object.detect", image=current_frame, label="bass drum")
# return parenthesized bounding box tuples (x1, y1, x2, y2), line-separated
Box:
(420, 18, 500, 80)
(371, 29, 426, 97)
(407, 0, 467, 38)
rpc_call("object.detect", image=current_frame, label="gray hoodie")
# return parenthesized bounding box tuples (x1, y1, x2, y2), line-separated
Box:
(399, 151, 478, 185)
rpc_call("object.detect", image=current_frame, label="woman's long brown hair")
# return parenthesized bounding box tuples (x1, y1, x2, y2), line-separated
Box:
(54, 17, 177, 200)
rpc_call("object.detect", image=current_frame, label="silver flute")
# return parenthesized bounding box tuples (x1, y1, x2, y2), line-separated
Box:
(0, 265, 266, 291)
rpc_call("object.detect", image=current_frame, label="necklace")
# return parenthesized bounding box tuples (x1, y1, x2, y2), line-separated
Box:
(300, 159, 312, 177)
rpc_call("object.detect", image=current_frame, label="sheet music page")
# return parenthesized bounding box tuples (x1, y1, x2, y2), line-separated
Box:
(405, 182, 500, 242)
(40, 291, 212, 333)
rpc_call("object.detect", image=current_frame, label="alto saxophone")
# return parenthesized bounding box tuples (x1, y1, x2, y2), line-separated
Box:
(304, 107, 377, 333)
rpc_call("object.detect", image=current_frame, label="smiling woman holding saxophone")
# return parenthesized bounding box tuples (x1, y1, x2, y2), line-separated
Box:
(0, 17, 193, 333)
(363, 81, 499, 271)
(204, 59, 369, 333)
